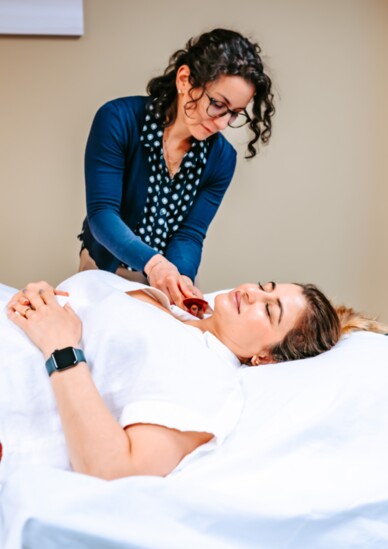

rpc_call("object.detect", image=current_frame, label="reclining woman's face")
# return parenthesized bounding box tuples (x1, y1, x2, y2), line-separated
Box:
(211, 282, 307, 364)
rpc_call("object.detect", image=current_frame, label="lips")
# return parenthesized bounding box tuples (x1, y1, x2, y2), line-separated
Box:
(202, 123, 213, 134)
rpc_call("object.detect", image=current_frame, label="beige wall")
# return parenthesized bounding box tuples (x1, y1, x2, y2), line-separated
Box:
(1, 0, 387, 321)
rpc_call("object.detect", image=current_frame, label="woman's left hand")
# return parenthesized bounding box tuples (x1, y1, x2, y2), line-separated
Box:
(7, 284, 81, 359)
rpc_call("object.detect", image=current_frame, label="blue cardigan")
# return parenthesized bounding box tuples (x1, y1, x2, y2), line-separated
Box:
(80, 96, 237, 281)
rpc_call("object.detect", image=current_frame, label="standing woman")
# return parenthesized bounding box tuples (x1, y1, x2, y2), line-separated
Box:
(78, 28, 275, 310)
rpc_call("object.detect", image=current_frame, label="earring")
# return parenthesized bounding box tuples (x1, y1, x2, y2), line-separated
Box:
(177, 89, 182, 95)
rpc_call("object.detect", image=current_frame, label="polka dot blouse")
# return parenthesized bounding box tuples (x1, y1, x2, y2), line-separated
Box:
(137, 104, 209, 255)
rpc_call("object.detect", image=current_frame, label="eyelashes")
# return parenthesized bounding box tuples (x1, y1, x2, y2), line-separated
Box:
(258, 281, 276, 292)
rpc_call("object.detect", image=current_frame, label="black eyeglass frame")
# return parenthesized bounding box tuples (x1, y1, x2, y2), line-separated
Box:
(204, 92, 251, 128)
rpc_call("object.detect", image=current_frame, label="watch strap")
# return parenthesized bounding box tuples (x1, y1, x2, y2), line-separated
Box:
(45, 347, 86, 377)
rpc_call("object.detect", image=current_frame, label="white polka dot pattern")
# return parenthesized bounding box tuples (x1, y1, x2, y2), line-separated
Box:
(137, 103, 209, 255)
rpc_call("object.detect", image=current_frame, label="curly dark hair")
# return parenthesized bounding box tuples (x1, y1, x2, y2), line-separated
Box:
(269, 284, 341, 363)
(146, 28, 275, 158)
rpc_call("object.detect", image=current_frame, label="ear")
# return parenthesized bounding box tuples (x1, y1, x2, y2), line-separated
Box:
(175, 65, 191, 94)
(250, 353, 276, 366)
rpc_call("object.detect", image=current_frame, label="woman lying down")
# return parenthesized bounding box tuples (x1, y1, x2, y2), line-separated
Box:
(1, 270, 386, 481)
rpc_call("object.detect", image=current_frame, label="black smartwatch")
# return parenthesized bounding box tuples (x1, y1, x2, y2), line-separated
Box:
(45, 347, 86, 377)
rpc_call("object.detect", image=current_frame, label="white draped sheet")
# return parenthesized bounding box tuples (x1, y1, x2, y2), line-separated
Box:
(1, 280, 388, 548)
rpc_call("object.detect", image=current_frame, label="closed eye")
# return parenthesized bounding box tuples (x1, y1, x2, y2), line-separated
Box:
(259, 281, 282, 324)
(211, 99, 226, 110)
(209, 95, 243, 116)
(258, 281, 275, 292)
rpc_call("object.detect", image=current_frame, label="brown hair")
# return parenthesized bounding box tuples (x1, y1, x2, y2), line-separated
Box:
(269, 284, 388, 363)
(146, 28, 274, 158)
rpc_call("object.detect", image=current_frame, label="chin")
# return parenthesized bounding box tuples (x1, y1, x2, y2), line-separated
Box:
(190, 124, 214, 141)
(213, 292, 229, 312)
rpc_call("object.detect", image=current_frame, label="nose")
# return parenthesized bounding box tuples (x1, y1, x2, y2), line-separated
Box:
(212, 114, 230, 131)
(243, 284, 264, 304)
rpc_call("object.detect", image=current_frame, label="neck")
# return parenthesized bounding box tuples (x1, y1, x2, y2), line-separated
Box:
(184, 316, 244, 363)
(162, 120, 193, 178)
(164, 120, 192, 148)
(183, 316, 214, 334)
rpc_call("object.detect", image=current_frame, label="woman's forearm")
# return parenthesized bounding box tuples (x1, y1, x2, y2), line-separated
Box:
(50, 363, 135, 480)
(8, 284, 133, 479)
(88, 210, 157, 272)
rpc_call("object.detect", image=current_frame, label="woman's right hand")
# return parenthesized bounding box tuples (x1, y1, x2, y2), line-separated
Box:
(145, 256, 205, 314)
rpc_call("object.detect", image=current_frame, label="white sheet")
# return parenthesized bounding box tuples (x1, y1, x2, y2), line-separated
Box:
(1, 283, 388, 548)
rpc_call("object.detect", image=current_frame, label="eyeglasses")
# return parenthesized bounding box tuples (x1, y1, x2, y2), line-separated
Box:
(205, 92, 251, 128)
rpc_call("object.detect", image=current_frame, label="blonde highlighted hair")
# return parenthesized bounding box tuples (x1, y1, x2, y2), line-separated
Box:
(336, 305, 388, 336)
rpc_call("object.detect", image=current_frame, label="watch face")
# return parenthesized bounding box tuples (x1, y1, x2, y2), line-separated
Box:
(53, 347, 77, 369)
